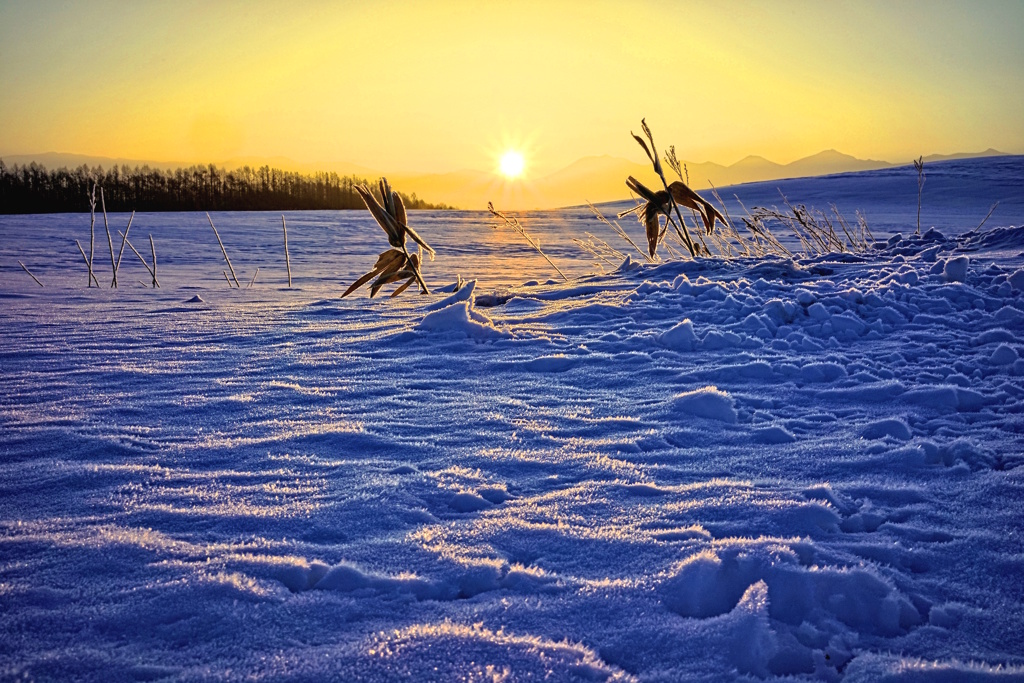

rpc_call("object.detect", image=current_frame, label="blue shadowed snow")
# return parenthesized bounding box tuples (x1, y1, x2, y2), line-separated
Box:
(1, 158, 1024, 681)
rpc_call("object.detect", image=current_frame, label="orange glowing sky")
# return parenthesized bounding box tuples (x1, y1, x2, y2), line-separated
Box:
(2, 0, 1022, 179)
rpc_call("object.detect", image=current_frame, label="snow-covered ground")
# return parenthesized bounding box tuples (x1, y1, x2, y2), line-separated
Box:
(2, 157, 1023, 681)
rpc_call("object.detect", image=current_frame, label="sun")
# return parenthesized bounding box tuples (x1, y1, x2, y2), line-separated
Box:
(499, 150, 525, 179)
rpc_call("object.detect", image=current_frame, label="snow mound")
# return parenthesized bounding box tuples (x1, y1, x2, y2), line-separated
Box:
(669, 386, 737, 423)
(660, 539, 923, 675)
(617, 254, 643, 272)
(661, 542, 922, 634)
(522, 354, 577, 372)
(753, 424, 796, 443)
(313, 562, 441, 599)
(417, 296, 506, 339)
(448, 491, 494, 512)
(659, 319, 698, 351)
(942, 256, 970, 283)
(860, 418, 913, 440)
(426, 279, 477, 310)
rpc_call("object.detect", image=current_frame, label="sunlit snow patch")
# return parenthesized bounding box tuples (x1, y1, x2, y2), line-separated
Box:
(669, 385, 738, 423)
(417, 280, 508, 339)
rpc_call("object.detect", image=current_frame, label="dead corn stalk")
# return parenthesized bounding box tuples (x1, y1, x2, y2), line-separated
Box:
(343, 178, 435, 298)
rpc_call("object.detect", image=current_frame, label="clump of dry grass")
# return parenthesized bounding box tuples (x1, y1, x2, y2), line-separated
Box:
(343, 178, 435, 298)
(743, 191, 874, 256)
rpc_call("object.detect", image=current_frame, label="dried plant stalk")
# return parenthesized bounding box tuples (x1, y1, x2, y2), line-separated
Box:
(975, 202, 998, 232)
(87, 183, 97, 287)
(117, 230, 159, 287)
(75, 239, 100, 287)
(100, 188, 117, 287)
(488, 202, 568, 282)
(17, 259, 43, 286)
(113, 210, 136, 281)
(914, 156, 925, 235)
(344, 178, 433, 297)
(207, 213, 240, 288)
(149, 235, 159, 288)
(282, 215, 292, 287)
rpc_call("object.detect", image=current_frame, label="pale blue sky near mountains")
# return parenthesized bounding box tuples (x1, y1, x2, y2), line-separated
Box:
(1, 0, 1021, 176)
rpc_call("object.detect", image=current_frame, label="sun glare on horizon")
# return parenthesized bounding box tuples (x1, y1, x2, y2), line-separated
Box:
(499, 150, 525, 179)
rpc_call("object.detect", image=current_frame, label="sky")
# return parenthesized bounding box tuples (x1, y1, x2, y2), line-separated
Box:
(1, 0, 1022, 178)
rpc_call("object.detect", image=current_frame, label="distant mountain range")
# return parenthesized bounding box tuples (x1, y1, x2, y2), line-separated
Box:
(0, 148, 1010, 210)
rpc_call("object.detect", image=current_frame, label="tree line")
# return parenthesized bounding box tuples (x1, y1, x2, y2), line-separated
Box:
(0, 159, 448, 214)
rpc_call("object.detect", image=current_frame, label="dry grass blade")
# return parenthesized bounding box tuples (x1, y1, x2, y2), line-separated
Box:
(341, 249, 406, 298)
(669, 182, 725, 234)
(571, 232, 624, 269)
(354, 181, 436, 258)
(354, 184, 404, 247)
(642, 204, 661, 257)
(392, 190, 407, 228)
(88, 182, 97, 287)
(390, 276, 417, 297)
(282, 215, 292, 287)
(150, 235, 160, 288)
(370, 253, 420, 297)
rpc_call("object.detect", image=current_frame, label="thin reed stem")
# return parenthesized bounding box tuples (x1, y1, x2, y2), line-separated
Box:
(150, 235, 159, 288)
(207, 213, 240, 287)
(113, 210, 136, 280)
(18, 261, 43, 287)
(914, 157, 925, 235)
(282, 215, 292, 287)
(100, 188, 118, 287)
(488, 203, 569, 282)
(118, 230, 160, 287)
(88, 183, 97, 287)
(75, 239, 100, 287)
(975, 202, 999, 232)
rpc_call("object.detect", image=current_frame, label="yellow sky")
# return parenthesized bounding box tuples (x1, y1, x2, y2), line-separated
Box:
(2, 0, 1022, 177)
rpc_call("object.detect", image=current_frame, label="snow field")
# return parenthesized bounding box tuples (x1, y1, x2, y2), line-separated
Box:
(2, 160, 1024, 681)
